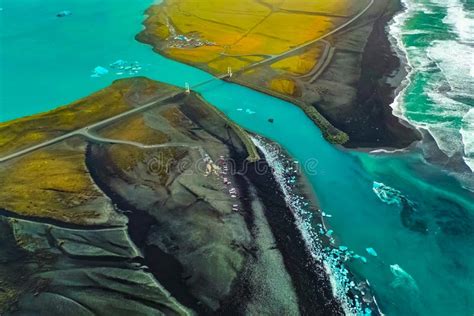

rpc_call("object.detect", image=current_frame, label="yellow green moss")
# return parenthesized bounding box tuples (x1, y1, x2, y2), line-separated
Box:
(269, 78, 300, 97)
(0, 146, 103, 224)
(141, 0, 348, 75)
(271, 46, 322, 75)
(0, 78, 165, 157)
(100, 115, 170, 145)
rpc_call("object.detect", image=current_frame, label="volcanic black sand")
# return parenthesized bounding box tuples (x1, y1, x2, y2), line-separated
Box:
(346, 2, 421, 148)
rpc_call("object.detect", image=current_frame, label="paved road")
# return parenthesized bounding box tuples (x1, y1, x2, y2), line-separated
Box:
(296, 39, 332, 79)
(81, 130, 205, 154)
(81, 130, 213, 161)
(0, 0, 373, 163)
(0, 90, 184, 163)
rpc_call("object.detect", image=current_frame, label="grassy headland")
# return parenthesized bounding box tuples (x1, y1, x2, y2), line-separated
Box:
(138, 0, 420, 148)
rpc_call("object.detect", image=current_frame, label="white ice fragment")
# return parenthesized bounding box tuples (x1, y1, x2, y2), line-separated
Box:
(366, 247, 378, 257)
(91, 66, 109, 77)
(57, 10, 72, 17)
(245, 108, 256, 114)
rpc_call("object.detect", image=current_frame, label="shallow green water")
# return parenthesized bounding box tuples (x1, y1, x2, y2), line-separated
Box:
(0, 0, 473, 315)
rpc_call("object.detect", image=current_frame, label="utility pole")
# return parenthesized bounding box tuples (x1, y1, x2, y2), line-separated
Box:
(185, 82, 190, 94)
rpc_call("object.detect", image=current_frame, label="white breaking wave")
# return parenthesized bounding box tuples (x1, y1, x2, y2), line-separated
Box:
(461, 109, 474, 171)
(424, 88, 470, 158)
(251, 136, 372, 316)
(386, 0, 412, 119)
(388, 0, 474, 172)
(427, 40, 474, 99)
(435, 0, 474, 44)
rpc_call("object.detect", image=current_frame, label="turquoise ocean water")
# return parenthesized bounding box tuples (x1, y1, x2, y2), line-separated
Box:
(0, 0, 473, 315)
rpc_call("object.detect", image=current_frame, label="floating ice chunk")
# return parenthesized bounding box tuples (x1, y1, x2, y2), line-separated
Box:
(360, 256, 367, 263)
(96, 67, 108, 74)
(236, 108, 243, 111)
(322, 212, 332, 218)
(57, 10, 72, 17)
(339, 246, 348, 251)
(390, 264, 419, 292)
(110, 59, 127, 68)
(366, 247, 378, 257)
(372, 181, 403, 206)
(245, 108, 256, 114)
(91, 66, 109, 77)
(326, 229, 334, 237)
(109, 59, 144, 75)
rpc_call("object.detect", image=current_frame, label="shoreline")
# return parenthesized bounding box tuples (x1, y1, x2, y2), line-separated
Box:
(80, 85, 345, 314)
(136, 0, 421, 150)
(85, 137, 344, 315)
(384, 0, 474, 189)
(345, 0, 421, 149)
(246, 138, 345, 315)
(252, 136, 381, 315)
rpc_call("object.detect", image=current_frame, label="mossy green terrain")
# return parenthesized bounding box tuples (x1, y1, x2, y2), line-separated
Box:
(0, 78, 319, 314)
(138, 0, 419, 147)
(0, 78, 174, 225)
(0, 140, 112, 225)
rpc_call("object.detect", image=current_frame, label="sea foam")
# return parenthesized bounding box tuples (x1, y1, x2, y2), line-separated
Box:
(461, 109, 474, 171)
(251, 136, 374, 316)
(438, 0, 474, 44)
(387, 0, 474, 174)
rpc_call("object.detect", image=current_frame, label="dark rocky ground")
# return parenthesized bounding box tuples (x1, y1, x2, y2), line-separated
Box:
(0, 79, 342, 315)
(243, 0, 421, 149)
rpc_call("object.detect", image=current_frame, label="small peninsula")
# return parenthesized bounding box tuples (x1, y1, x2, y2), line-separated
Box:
(0, 78, 343, 315)
(137, 0, 420, 147)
